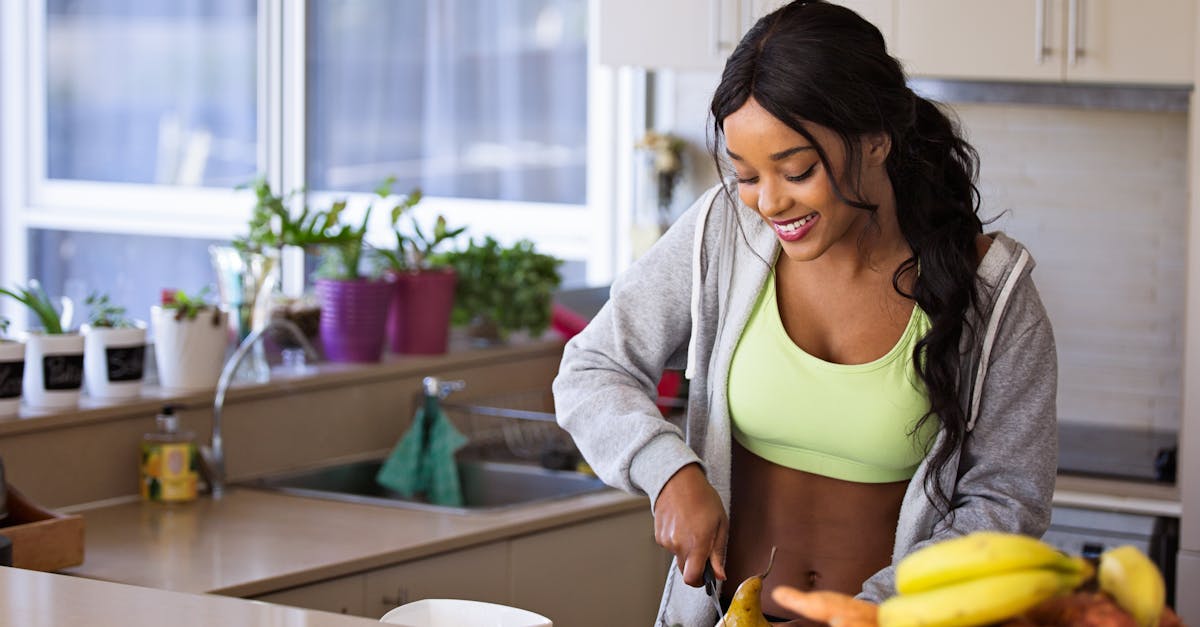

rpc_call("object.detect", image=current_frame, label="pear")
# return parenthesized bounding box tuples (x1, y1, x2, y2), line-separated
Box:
(720, 546, 777, 627)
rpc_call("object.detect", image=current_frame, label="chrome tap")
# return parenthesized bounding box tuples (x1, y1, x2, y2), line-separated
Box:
(203, 318, 320, 499)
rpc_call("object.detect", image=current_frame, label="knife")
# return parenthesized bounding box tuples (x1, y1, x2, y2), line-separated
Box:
(703, 562, 728, 627)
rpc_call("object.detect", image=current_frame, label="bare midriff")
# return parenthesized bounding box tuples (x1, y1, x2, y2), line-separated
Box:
(723, 439, 909, 624)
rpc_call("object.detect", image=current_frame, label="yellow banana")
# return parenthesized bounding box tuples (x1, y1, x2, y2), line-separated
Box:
(895, 531, 1084, 594)
(1098, 545, 1165, 627)
(879, 568, 1083, 627)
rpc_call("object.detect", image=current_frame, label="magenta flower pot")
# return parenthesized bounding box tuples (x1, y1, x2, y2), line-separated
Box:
(386, 268, 457, 355)
(315, 278, 395, 363)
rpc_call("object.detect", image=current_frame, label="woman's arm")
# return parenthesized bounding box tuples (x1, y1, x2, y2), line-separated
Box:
(552, 189, 716, 506)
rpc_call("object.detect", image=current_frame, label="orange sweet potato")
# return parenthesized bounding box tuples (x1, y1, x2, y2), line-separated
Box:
(771, 587, 879, 627)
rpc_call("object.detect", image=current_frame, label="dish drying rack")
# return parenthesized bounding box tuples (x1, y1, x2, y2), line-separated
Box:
(438, 387, 576, 462)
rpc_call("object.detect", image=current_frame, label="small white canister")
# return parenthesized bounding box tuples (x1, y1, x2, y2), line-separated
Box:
(0, 340, 24, 417)
(22, 332, 85, 410)
(82, 322, 147, 400)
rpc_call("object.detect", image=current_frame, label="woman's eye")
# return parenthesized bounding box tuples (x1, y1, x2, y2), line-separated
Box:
(786, 164, 818, 182)
(736, 175, 759, 185)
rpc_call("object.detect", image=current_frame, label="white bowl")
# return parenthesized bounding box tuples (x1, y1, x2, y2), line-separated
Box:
(379, 599, 552, 627)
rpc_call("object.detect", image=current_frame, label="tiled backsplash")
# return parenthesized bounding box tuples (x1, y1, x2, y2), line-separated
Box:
(959, 104, 1187, 433)
(663, 73, 1187, 432)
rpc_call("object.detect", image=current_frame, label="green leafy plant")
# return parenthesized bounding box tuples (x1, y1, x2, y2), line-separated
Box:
(161, 287, 222, 325)
(0, 315, 10, 339)
(234, 177, 359, 252)
(433, 236, 563, 340)
(372, 179, 466, 272)
(0, 282, 67, 334)
(314, 205, 373, 280)
(85, 292, 136, 328)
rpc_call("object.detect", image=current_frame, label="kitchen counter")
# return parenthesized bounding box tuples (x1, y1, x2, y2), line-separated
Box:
(0, 567, 383, 627)
(61, 485, 644, 598)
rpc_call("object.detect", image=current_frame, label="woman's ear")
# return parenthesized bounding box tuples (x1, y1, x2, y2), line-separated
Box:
(863, 132, 892, 166)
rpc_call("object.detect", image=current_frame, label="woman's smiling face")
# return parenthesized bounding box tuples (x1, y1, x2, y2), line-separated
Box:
(723, 97, 886, 263)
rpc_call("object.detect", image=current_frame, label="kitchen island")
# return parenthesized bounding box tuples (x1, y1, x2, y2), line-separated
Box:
(0, 567, 382, 627)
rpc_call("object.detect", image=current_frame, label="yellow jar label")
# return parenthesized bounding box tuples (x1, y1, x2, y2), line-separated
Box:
(140, 442, 199, 502)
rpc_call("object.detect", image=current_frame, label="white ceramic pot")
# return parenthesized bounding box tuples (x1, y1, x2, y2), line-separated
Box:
(82, 323, 147, 400)
(151, 306, 229, 393)
(22, 332, 85, 410)
(0, 340, 24, 417)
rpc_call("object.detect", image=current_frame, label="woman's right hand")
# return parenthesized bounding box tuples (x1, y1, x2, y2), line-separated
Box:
(653, 463, 728, 588)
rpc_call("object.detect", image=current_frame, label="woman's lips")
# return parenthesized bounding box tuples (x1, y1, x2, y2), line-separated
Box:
(772, 213, 819, 242)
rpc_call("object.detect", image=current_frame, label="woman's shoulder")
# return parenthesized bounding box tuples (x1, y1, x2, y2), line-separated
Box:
(974, 233, 992, 264)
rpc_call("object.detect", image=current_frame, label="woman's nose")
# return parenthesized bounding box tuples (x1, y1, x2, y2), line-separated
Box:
(757, 180, 792, 216)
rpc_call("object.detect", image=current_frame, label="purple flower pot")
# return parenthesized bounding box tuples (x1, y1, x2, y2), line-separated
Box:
(386, 268, 457, 355)
(315, 278, 396, 363)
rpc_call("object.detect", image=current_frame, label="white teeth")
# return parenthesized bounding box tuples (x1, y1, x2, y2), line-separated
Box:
(777, 214, 816, 233)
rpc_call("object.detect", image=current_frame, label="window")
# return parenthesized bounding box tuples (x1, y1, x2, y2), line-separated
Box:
(1, 0, 608, 334)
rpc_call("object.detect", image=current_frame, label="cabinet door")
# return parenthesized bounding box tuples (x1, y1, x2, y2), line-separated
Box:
(364, 542, 510, 620)
(897, 0, 1066, 81)
(1064, 0, 1195, 85)
(752, 0, 896, 49)
(597, 0, 743, 71)
(510, 510, 668, 627)
(252, 574, 366, 617)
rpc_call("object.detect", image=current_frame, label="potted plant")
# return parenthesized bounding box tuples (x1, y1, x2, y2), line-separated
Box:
(0, 282, 84, 410)
(0, 316, 23, 416)
(150, 287, 229, 392)
(434, 237, 563, 345)
(313, 187, 396, 363)
(374, 181, 466, 355)
(81, 292, 147, 401)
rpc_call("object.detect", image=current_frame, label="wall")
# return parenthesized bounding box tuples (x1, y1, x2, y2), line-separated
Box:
(657, 71, 1189, 433)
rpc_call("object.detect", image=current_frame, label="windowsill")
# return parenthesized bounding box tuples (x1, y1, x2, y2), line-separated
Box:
(0, 333, 566, 438)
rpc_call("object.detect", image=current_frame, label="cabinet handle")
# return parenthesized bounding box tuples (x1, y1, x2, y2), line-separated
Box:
(1034, 0, 1051, 64)
(710, 0, 741, 57)
(1067, 0, 1085, 65)
(380, 586, 409, 608)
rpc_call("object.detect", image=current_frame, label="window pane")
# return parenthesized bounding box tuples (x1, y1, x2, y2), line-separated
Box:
(306, 0, 588, 204)
(29, 229, 223, 336)
(46, 0, 258, 187)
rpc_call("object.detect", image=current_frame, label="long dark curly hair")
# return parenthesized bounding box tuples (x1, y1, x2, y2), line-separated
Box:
(710, 0, 984, 513)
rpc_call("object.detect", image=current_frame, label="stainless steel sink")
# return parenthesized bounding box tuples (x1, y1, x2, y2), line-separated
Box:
(241, 457, 611, 514)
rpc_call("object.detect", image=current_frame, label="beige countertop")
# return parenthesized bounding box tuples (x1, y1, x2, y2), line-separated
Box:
(61, 485, 644, 598)
(0, 566, 383, 627)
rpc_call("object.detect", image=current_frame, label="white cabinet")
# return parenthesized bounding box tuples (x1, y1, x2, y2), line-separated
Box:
(248, 509, 666, 624)
(510, 510, 668, 627)
(598, 0, 896, 71)
(251, 574, 366, 616)
(897, 0, 1194, 85)
(364, 542, 510, 620)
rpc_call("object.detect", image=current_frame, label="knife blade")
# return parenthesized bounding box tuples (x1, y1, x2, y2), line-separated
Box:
(703, 562, 727, 627)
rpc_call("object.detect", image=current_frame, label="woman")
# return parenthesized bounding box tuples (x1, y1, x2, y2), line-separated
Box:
(553, 2, 1057, 625)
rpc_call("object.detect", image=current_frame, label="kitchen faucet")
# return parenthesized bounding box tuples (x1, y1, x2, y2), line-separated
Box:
(203, 318, 320, 499)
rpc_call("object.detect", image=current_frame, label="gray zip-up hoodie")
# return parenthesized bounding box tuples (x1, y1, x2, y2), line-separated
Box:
(553, 183, 1058, 627)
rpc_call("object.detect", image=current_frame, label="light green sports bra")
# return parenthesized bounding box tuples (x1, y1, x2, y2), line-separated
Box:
(728, 272, 938, 483)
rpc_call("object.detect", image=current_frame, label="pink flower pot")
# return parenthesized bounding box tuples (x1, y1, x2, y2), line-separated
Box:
(316, 278, 395, 363)
(386, 268, 457, 355)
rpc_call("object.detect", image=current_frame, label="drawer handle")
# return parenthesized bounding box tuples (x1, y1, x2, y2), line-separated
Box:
(381, 586, 409, 607)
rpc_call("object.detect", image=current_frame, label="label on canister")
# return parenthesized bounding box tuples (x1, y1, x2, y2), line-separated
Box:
(140, 442, 199, 503)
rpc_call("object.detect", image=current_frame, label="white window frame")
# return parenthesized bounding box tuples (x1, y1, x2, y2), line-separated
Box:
(1, 0, 626, 327)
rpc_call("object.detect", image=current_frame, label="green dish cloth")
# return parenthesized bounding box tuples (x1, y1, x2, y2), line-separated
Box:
(375, 400, 468, 507)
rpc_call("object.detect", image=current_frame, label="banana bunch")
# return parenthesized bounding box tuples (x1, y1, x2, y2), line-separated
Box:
(1097, 545, 1166, 627)
(878, 531, 1091, 627)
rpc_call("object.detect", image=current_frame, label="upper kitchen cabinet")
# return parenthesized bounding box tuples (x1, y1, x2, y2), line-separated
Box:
(897, 0, 1195, 85)
(597, 0, 896, 72)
